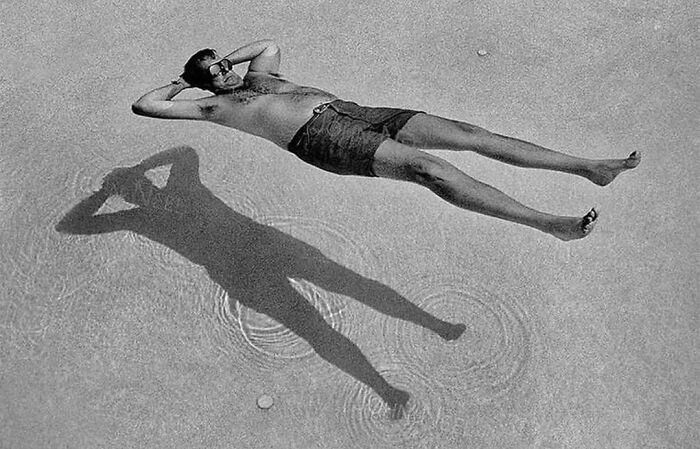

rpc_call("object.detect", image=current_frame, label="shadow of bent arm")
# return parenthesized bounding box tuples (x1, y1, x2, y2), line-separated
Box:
(55, 189, 140, 235)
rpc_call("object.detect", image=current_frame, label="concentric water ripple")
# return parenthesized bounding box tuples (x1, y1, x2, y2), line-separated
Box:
(238, 279, 348, 359)
(4, 177, 127, 363)
(334, 358, 448, 447)
(198, 281, 284, 375)
(236, 216, 376, 358)
(208, 270, 356, 366)
(203, 215, 379, 374)
(2, 223, 75, 362)
(388, 274, 533, 403)
(226, 193, 266, 222)
(70, 164, 104, 197)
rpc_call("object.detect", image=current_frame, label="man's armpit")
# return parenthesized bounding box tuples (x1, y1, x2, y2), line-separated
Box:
(158, 100, 211, 120)
(199, 102, 218, 119)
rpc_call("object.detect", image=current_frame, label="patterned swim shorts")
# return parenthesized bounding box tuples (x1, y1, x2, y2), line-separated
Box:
(287, 100, 423, 177)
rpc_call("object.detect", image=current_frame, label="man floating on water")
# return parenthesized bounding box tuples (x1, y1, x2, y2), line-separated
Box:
(132, 39, 641, 240)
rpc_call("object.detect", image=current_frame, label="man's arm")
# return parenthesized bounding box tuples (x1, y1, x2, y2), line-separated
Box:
(131, 78, 208, 120)
(223, 39, 280, 75)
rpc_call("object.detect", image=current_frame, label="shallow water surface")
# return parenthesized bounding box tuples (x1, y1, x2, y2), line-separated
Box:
(1, 0, 698, 448)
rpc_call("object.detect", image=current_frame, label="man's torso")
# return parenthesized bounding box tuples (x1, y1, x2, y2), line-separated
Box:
(202, 72, 337, 147)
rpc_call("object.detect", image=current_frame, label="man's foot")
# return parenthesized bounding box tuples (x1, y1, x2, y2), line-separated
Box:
(587, 151, 641, 186)
(436, 323, 467, 341)
(383, 387, 410, 420)
(547, 208, 598, 241)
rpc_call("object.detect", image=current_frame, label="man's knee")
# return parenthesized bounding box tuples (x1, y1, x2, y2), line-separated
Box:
(406, 155, 455, 185)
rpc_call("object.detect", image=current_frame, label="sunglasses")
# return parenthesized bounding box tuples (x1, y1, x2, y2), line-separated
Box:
(208, 59, 233, 78)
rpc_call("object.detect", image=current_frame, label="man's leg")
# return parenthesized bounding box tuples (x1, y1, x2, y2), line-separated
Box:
(372, 139, 598, 241)
(394, 114, 641, 186)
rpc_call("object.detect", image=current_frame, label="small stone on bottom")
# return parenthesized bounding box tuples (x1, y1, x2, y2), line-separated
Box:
(477, 49, 488, 56)
(257, 394, 274, 409)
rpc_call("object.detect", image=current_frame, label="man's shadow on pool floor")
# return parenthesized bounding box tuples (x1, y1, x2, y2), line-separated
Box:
(56, 145, 465, 419)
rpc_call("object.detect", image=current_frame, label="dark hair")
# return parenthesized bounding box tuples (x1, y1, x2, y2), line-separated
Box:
(181, 48, 217, 87)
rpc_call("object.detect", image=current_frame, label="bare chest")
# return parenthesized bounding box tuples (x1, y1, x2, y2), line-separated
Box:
(203, 74, 337, 145)
(227, 75, 303, 103)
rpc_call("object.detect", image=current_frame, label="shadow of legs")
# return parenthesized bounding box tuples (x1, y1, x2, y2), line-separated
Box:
(304, 259, 466, 341)
(248, 286, 410, 419)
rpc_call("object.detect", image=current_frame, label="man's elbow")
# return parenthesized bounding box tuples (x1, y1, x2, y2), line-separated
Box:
(265, 41, 280, 54)
(132, 98, 163, 117)
(131, 101, 149, 117)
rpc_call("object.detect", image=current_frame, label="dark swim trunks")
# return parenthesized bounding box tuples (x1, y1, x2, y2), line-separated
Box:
(287, 100, 423, 177)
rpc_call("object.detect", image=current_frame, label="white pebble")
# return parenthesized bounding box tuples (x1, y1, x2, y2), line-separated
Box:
(257, 394, 274, 409)
(477, 49, 488, 56)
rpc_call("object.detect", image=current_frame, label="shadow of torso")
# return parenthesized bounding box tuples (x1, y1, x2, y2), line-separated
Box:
(133, 183, 329, 317)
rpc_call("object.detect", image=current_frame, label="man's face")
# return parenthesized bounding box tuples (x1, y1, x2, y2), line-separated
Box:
(200, 54, 243, 92)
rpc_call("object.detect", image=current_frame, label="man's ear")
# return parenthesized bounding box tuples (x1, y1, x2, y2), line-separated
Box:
(180, 72, 205, 90)
(180, 72, 192, 86)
